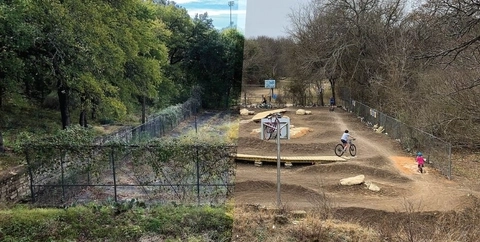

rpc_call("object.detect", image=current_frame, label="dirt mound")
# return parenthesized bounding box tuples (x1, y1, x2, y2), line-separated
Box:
(290, 127, 312, 138)
(295, 162, 412, 182)
(322, 183, 408, 197)
(235, 180, 326, 202)
(236, 180, 317, 194)
(310, 130, 339, 140)
(235, 106, 480, 212)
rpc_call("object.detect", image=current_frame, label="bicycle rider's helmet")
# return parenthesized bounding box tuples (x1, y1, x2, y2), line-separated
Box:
(345, 130, 349, 133)
(417, 152, 422, 156)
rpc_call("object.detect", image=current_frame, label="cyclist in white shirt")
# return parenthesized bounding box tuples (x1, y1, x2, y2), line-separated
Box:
(340, 130, 354, 152)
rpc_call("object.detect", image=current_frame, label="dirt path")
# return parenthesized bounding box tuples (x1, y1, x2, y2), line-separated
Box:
(234, 107, 479, 212)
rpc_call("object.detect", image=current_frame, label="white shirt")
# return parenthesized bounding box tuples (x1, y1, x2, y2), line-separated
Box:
(341, 133, 350, 141)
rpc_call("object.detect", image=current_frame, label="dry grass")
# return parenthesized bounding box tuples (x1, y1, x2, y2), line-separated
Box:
(452, 151, 480, 180)
(231, 192, 480, 242)
(231, 203, 380, 242)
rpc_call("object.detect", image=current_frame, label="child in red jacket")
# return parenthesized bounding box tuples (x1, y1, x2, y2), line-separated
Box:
(416, 152, 425, 173)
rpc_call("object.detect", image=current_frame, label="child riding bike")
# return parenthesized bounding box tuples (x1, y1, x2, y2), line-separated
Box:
(340, 130, 354, 153)
(416, 152, 426, 173)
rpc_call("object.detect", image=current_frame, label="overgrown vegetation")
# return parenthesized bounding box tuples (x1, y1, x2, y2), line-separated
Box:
(0, 0, 244, 158)
(4, 194, 480, 241)
(0, 202, 233, 242)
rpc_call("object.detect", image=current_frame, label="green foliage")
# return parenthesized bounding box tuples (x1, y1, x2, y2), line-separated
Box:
(0, 0, 243, 128)
(1, 0, 243, 172)
(143, 205, 233, 239)
(21, 125, 96, 148)
(16, 125, 96, 174)
(0, 204, 232, 241)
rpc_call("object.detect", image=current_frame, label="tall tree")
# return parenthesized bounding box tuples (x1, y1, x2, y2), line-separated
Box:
(406, 0, 480, 144)
(288, 0, 412, 106)
(221, 28, 245, 108)
(154, 2, 194, 103)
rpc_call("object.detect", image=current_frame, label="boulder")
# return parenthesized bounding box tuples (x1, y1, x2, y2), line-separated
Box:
(365, 181, 381, 191)
(296, 109, 306, 115)
(240, 108, 249, 116)
(340, 175, 365, 185)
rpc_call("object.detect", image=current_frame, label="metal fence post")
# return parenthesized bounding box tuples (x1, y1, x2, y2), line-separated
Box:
(61, 150, 65, 202)
(448, 144, 452, 180)
(110, 146, 117, 203)
(196, 144, 200, 205)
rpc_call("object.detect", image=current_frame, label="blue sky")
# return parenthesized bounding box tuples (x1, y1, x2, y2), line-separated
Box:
(175, 0, 313, 38)
(174, 0, 247, 34)
(176, 0, 420, 39)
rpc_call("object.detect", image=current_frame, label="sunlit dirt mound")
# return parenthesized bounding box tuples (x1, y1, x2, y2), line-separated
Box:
(250, 127, 313, 138)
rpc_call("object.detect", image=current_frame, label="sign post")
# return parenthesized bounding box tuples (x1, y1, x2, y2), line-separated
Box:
(276, 118, 281, 207)
(264, 80, 276, 103)
(260, 114, 290, 208)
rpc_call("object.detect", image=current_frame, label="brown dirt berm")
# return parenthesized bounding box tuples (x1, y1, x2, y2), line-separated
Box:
(234, 106, 480, 212)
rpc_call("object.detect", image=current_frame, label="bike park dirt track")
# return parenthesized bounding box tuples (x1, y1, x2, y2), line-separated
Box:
(233, 107, 480, 212)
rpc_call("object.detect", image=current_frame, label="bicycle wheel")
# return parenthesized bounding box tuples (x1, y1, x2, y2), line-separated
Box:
(334, 144, 345, 157)
(263, 122, 277, 140)
(349, 144, 357, 156)
(263, 126, 273, 140)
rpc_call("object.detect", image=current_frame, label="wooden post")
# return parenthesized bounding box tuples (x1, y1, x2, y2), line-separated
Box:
(0, 131, 4, 153)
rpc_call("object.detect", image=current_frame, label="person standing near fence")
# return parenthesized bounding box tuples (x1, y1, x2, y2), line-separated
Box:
(416, 152, 426, 173)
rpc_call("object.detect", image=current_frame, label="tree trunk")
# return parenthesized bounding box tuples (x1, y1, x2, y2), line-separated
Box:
(141, 96, 146, 124)
(57, 84, 70, 130)
(319, 88, 324, 106)
(0, 84, 4, 108)
(79, 95, 88, 127)
(79, 111, 87, 127)
(330, 78, 337, 105)
(0, 131, 4, 153)
(91, 98, 98, 120)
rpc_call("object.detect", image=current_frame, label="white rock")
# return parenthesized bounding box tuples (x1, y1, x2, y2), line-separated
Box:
(340, 175, 365, 185)
(365, 181, 381, 191)
(240, 108, 249, 116)
(296, 109, 306, 115)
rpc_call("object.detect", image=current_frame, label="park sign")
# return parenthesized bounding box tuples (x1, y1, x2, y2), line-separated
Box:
(265, 79, 276, 89)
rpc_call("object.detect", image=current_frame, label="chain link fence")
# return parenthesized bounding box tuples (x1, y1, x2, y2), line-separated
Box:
(96, 89, 202, 145)
(24, 87, 239, 206)
(25, 144, 236, 206)
(339, 88, 452, 179)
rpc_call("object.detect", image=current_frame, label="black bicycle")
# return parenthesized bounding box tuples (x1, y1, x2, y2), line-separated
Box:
(258, 102, 272, 109)
(334, 139, 357, 157)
